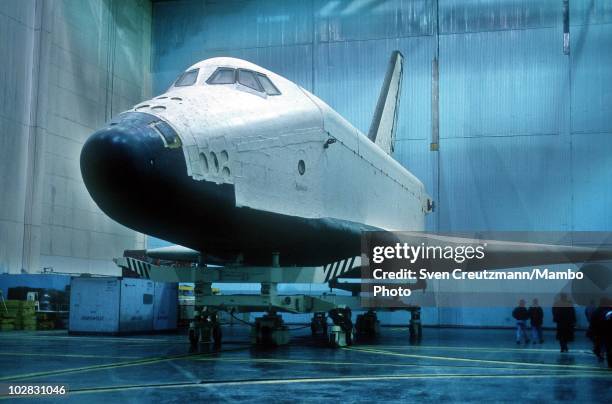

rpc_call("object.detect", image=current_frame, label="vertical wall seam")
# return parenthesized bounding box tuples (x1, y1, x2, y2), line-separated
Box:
(311, 0, 315, 93)
(567, 5, 574, 236)
(21, 0, 45, 273)
(109, 0, 117, 117)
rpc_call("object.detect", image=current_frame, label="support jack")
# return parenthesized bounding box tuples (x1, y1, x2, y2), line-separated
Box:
(328, 307, 353, 348)
(250, 311, 289, 346)
(310, 312, 328, 338)
(356, 309, 381, 339)
(409, 307, 422, 343)
(189, 309, 222, 347)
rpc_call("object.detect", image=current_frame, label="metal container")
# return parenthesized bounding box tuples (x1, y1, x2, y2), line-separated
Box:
(69, 277, 160, 334)
(153, 282, 178, 330)
(69, 277, 122, 333)
(118, 278, 155, 333)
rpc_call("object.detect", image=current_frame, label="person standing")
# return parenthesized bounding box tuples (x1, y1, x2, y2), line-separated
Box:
(512, 299, 530, 345)
(604, 304, 612, 368)
(585, 300, 596, 324)
(586, 299, 598, 355)
(590, 297, 612, 365)
(552, 293, 576, 353)
(528, 298, 544, 344)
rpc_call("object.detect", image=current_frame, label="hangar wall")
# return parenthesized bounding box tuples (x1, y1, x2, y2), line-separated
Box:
(0, 0, 152, 275)
(151, 0, 612, 233)
(150, 0, 612, 327)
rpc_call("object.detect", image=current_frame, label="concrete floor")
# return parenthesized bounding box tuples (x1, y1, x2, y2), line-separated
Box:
(0, 327, 610, 403)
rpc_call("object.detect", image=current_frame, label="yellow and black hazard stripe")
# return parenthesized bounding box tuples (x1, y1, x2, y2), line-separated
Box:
(125, 257, 152, 279)
(323, 256, 357, 282)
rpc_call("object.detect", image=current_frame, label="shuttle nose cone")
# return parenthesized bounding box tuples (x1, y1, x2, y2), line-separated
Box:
(80, 113, 168, 223)
(81, 126, 159, 190)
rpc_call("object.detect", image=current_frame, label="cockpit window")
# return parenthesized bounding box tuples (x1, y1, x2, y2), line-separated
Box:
(256, 73, 281, 96)
(174, 69, 199, 87)
(207, 68, 236, 84)
(204, 67, 281, 97)
(238, 69, 263, 92)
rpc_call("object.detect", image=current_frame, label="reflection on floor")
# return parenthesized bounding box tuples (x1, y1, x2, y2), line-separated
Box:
(0, 327, 610, 402)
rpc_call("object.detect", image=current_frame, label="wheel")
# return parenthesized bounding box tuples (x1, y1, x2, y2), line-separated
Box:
(346, 329, 353, 346)
(188, 328, 199, 345)
(328, 332, 340, 348)
(213, 324, 222, 346)
(409, 323, 418, 342)
(260, 326, 273, 345)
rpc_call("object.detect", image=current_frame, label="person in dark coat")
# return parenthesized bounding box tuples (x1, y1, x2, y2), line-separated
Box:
(585, 299, 597, 344)
(604, 304, 612, 368)
(552, 293, 576, 353)
(606, 309, 612, 369)
(590, 297, 612, 366)
(585, 300, 596, 324)
(512, 299, 530, 345)
(528, 298, 544, 344)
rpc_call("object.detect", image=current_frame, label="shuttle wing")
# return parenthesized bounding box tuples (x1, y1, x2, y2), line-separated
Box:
(366, 232, 612, 272)
(147, 233, 612, 272)
(145, 245, 200, 262)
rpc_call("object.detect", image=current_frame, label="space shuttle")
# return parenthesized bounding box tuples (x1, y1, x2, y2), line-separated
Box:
(81, 52, 433, 267)
(80, 52, 612, 292)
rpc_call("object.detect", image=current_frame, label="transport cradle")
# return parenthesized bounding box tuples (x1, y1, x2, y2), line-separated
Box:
(114, 252, 423, 347)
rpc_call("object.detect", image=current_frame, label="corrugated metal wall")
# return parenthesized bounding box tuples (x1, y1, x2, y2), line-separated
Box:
(0, 0, 151, 274)
(39, 0, 152, 274)
(152, 0, 612, 235)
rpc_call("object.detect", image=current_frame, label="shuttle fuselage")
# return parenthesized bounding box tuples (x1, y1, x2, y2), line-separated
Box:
(81, 57, 431, 266)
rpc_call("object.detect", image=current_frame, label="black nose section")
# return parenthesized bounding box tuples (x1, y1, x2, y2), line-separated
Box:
(81, 127, 159, 185)
(80, 112, 173, 223)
